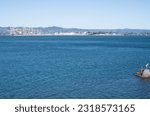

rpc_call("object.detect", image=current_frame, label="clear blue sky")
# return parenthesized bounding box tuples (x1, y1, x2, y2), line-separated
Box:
(0, 0, 150, 29)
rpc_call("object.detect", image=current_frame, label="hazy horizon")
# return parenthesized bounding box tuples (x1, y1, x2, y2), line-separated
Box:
(0, 0, 150, 29)
(1, 26, 150, 30)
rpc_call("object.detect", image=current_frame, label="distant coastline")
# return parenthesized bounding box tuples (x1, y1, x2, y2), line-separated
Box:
(0, 26, 150, 36)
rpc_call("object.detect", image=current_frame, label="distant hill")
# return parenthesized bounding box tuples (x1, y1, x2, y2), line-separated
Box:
(0, 26, 150, 36)
(0, 27, 10, 35)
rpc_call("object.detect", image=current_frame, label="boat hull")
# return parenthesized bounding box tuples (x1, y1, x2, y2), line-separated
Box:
(135, 69, 150, 78)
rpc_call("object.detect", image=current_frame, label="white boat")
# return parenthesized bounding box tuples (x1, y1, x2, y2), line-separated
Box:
(135, 64, 150, 78)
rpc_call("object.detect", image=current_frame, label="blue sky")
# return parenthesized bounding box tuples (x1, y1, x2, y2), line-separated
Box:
(0, 0, 150, 29)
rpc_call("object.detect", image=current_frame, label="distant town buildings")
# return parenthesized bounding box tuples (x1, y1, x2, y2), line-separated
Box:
(10, 27, 41, 36)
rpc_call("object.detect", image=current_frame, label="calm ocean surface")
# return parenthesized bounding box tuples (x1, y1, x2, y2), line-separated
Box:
(0, 36, 150, 99)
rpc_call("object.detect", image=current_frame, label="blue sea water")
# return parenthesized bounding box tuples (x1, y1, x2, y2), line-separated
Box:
(0, 36, 150, 99)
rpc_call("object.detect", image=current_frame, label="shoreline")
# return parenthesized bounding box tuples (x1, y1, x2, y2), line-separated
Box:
(1, 34, 150, 37)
